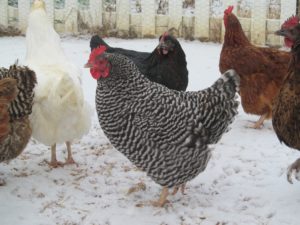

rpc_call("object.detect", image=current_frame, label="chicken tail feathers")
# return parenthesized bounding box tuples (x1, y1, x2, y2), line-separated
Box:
(200, 69, 240, 144)
(90, 35, 109, 51)
(214, 69, 240, 95)
(5, 64, 37, 120)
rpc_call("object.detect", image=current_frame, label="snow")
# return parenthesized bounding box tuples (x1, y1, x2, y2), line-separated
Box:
(1, 36, 300, 225)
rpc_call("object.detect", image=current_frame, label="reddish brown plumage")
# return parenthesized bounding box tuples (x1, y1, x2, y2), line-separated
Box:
(0, 78, 17, 142)
(219, 7, 290, 128)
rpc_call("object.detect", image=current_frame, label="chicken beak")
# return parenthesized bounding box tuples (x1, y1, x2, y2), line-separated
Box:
(84, 62, 93, 68)
(274, 29, 288, 37)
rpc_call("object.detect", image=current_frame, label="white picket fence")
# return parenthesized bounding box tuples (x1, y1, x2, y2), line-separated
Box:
(0, 0, 297, 46)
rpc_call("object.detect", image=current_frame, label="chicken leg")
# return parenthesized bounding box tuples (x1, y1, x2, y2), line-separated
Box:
(151, 187, 169, 207)
(64, 141, 76, 165)
(172, 183, 186, 195)
(250, 113, 267, 129)
(287, 158, 300, 184)
(48, 144, 64, 168)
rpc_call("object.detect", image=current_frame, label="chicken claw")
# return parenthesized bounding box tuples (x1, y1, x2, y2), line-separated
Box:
(151, 187, 169, 207)
(127, 182, 146, 195)
(47, 160, 64, 168)
(287, 158, 300, 184)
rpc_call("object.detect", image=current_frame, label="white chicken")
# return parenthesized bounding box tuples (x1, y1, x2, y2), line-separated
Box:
(25, 0, 91, 167)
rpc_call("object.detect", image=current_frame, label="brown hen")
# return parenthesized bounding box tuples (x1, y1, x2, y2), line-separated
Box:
(219, 6, 290, 128)
(0, 64, 36, 169)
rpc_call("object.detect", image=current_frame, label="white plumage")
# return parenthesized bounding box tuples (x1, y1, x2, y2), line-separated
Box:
(25, 0, 91, 166)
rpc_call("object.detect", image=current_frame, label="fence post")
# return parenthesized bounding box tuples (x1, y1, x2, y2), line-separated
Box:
(251, 0, 267, 46)
(90, 0, 103, 28)
(141, 0, 155, 37)
(169, 0, 182, 34)
(280, 0, 297, 45)
(18, 0, 31, 33)
(194, 0, 209, 40)
(65, 0, 78, 33)
(116, 0, 130, 35)
(45, 0, 54, 26)
(0, 0, 8, 27)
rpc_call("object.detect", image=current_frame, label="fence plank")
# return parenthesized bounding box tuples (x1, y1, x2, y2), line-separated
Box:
(0, 0, 8, 27)
(141, 0, 156, 37)
(90, 0, 103, 28)
(194, 0, 210, 40)
(116, 0, 130, 35)
(18, 0, 31, 33)
(169, 0, 182, 34)
(44, 0, 54, 26)
(65, 0, 78, 33)
(251, 0, 267, 45)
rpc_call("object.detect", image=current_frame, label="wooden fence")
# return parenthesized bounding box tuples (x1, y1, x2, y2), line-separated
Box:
(0, 0, 297, 46)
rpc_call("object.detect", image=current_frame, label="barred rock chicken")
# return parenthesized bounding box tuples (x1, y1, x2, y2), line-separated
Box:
(273, 16, 300, 183)
(0, 64, 36, 184)
(90, 33, 189, 91)
(25, 0, 91, 167)
(85, 47, 240, 206)
(219, 6, 290, 128)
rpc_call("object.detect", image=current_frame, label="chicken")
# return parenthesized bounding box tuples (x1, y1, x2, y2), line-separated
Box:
(25, 0, 91, 167)
(272, 16, 300, 184)
(219, 5, 290, 129)
(85, 47, 240, 206)
(0, 64, 36, 184)
(90, 32, 189, 91)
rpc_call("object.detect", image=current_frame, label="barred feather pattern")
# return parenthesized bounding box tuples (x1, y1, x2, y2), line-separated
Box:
(96, 53, 240, 187)
(0, 64, 37, 121)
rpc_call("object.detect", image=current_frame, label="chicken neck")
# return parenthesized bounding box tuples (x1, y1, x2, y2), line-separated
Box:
(224, 15, 251, 47)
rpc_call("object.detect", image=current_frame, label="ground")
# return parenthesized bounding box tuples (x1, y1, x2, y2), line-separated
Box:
(0, 37, 299, 225)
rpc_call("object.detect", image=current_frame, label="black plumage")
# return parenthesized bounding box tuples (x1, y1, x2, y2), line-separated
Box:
(89, 51, 240, 206)
(273, 22, 300, 183)
(90, 34, 189, 91)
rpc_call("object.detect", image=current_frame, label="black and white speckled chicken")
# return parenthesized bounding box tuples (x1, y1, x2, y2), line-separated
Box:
(85, 47, 240, 206)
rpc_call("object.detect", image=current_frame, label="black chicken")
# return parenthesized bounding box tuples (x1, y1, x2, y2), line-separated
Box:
(273, 17, 300, 183)
(89, 33, 189, 91)
(85, 47, 240, 206)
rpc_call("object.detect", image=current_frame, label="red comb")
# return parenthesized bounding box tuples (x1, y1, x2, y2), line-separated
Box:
(89, 45, 107, 64)
(161, 31, 169, 41)
(224, 5, 234, 15)
(282, 15, 300, 29)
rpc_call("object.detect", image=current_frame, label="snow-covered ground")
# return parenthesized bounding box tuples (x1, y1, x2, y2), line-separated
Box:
(0, 37, 300, 225)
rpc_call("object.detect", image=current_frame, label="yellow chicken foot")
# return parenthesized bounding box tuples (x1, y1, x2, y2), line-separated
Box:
(48, 144, 64, 168)
(64, 141, 77, 165)
(127, 182, 146, 195)
(249, 114, 267, 129)
(287, 158, 300, 184)
(151, 187, 169, 207)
